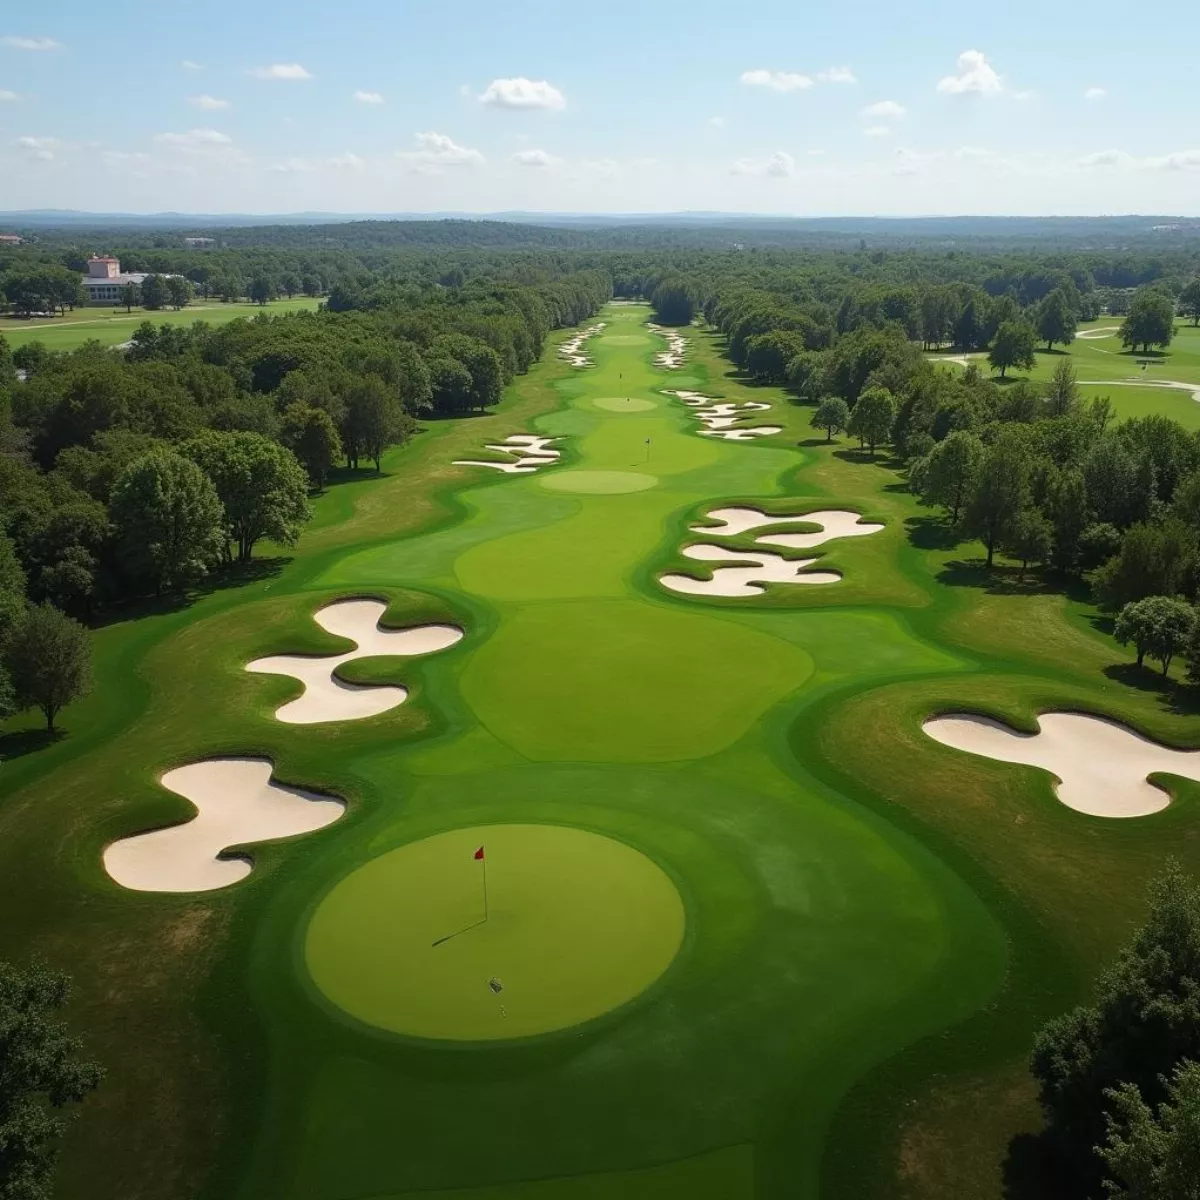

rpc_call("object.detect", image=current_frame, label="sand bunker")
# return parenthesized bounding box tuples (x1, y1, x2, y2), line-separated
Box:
(648, 323, 688, 369)
(1076, 326, 1121, 340)
(246, 598, 463, 724)
(454, 434, 563, 474)
(660, 544, 840, 597)
(695, 506, 884, 549)
(103, 757, 345, 892)
(663, 390, 778, 439)
(559, 323, 606, 368)
(923, 711, 1200, 818)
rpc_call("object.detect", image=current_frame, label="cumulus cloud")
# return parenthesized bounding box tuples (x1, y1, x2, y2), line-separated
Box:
(354, 90, 383, 104)
(17, 136, 60, 161)
(1, 36, 61, 51)
(1084, 86, 1107, 101)
(862, 99, 905, 119)
(862, 125, 891, 138)
(398, 130, 484, 171)
(731, 150, 796, 177)
(189, 94, 230, 110)
(1079, 148, 1200, 171)
(0, 89, 19, 102)
(740, 69, 814, 93)
(817, 66, 856, 84)
(478, 77, 565, 110)
(155, 127, 233, 148)
(247, 63, 312, 81)
(937, 49, 1002, 94)
(512, 147, 560, 168)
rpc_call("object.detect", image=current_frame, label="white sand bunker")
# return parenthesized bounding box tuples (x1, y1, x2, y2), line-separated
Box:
(1076, 326, 1121, 340)
(559, 323, 606, 367)
(663, 390, 778, 439)
(923, 711, 1200, 818)
(247, 598, 463, 724)
(454, 434, 562, 474)
(103, 757, 345, 892)
(648, 323, 688, 369)
(660, 544, 840, 597)
(695, 506, 884, 550)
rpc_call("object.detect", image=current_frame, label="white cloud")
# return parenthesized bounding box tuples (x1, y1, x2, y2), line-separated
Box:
(1, 36, 61, 51)
(1080, 147, 1200, 171)
(398, 130, 484, 171)
(1084, 86, 1107, 101)
(354, 90, 383, 104)
(730, 150, 796, 177)
(155, 127, 233, 148)
(1078, 149, 1131, 167)
(862, 99, 905, 119)
(181, 60, 202, 71)
(817, 66, 856, 84)
(512, 147, 560, 168)
(862, 125, 891, 138)
(478, 77, 565, 110)
(0, 89, 19, 102)
(1152, 150, 1200, 170)
(189, 94, 230, 111)
(329, 152, 365, 170)
(270, 152, 366, 173)
(937, 49, 1002, 95)
(740, 69, 814, 93)
(16, 135, 58, 161)
(709, 115, 727, 128)
(247, 63, 312, 81)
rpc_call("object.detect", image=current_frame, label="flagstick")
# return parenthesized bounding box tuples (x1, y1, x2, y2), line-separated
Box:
(482, 853, 489, 923)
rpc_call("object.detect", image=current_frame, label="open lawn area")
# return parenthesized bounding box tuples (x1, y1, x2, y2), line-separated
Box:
(0, 296, 321, 351)
(7, 305, 1200, 1200)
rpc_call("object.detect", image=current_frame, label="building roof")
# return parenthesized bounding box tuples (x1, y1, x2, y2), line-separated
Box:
(83, 273, 151, 287)
(88, 255, 119, 263)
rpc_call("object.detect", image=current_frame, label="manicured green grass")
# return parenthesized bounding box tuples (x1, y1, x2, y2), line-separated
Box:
(8, 303, 1200, 1200)
(1, 296, 320, 350)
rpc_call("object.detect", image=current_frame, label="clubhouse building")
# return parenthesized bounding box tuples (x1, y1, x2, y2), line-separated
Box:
(82, 256, 181, 305)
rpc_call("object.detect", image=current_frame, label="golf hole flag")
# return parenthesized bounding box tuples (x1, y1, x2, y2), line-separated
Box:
(474, 846, 485, 860)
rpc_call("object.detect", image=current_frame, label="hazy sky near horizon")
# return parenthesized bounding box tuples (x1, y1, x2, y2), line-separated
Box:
(1, 0, 1196, 216)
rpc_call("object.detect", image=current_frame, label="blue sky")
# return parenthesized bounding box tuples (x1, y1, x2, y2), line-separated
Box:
(1, 0, 1196, 215)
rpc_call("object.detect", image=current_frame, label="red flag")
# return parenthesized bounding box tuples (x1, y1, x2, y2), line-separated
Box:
(474, 846, 485, 860)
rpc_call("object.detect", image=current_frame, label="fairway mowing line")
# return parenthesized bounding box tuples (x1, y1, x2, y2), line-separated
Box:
(923, 710, 1200, 818)
(454, 434, 564, 474)
(103, 757, 345, 892)
(559, 323, 606, 367)
(246, 598, 462, 723)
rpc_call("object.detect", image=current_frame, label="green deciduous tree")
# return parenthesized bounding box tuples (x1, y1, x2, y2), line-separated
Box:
(1099, 1060, 1200, 1200)
(813, 396, 850, 442)
(1050, 468, 1091, 574)
(915, 430, 984, 522)
(1179, 281, 1200, 327)
(138, 274, 167, 311)
(2, 602, 92, 731)
(183, 430, 310, 561)
(964, 430, 1029, 567)
(109, 449, 224, 592)
(280, 403, 341, 489)
(0, 958, 103, 1200)
(988, 320, 1037, 378)
(1004, 508, 1054, 579)
(165, 276, 192, 310)
(1114, 595, 1195, 674)
(1031, 863, 1200, 1194)
(846, 386, 895, 458)
(1121, 290, 1176, 354)
(1046, 358, 1081, 417)
(1035, 288, 1079, 351)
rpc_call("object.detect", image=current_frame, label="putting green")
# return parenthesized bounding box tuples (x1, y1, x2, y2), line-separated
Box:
(540, 470, 658, 493)
(304, 823, 685, 1041)
(594, 396, 657, 412)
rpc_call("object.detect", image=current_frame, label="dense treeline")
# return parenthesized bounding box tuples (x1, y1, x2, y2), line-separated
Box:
(0, 260, 609, 729)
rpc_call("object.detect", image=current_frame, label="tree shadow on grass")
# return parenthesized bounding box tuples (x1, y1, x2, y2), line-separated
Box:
(905, 515, 962, 552)
(1101, 663, 1200, 717)
(0, 727, 61, 763)
(832, 448, 905, 470)
(90, 557, 288, 630)
(1002, 1133, 1074, 1200)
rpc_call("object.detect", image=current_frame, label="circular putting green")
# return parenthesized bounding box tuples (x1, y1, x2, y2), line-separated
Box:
(540, 470, 658, 494)
(304, 823, 685, 1041)
(593, 396, 657, 412)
